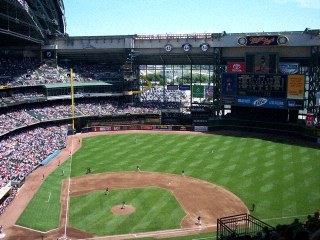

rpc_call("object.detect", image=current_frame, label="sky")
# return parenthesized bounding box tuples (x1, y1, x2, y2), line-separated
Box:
(63, 0, 320, 36)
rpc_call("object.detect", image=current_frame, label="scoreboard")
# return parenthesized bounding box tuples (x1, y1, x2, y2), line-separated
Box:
(237, 74, 287, 98)
(221, 73, 305, 109)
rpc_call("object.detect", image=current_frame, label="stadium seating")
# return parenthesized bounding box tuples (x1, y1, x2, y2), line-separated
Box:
(0, 56, 122, 86)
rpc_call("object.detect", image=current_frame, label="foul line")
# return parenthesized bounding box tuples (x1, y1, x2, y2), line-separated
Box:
(13, 224, 58, 234)
(76, 225, 217, 240)
(63, 135, 75, 239)
(262, 214, 309, 221)
(46, 192, 51, 203)
(192, 237, 216, 240)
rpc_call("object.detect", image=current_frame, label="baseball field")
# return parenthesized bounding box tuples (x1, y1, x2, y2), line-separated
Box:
(14, 131, 320, 239)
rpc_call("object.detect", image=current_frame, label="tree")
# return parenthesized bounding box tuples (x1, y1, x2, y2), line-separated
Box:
(143, 73, 165, 85)
(176, 73, 210, 84)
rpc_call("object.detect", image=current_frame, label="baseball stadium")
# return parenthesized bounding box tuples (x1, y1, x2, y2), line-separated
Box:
(0, 1, 319, 240)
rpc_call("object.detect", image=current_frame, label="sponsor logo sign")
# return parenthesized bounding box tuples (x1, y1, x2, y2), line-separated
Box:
(205, 86, 214, 98)
(153, 125, 172, 131)
(279, 63, 299, 74)
(227, 62, 246, 73)
(253, 98, 268, 107)
(221, 96, 236, 105)
(192, 85, 204, 98)
(167, 85, 179, 90)
(238, 35, 288, 46)
(191, 106, 209, 112)
(194, 126, 208, 132)
(179, 85, 191, 91)
(287, 74, 305, 99)
(221, 73, 237, 96)
(236, 96, 286, 108)
(316, 91, 320, 106)
(287, 100, 304, 109)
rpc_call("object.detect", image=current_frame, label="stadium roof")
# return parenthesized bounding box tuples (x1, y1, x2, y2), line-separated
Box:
(0, 0, 66, 46)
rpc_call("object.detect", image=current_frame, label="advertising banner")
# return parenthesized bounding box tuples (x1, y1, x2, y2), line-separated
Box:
(179, 85, 191, 91)
(205, 86, 214, 98)
(287, 74, 305, 99)
(227, 62, 246, 73)
(153, 125, 173, 131)
(236, 96, 286, 108)
(279, 63, 299, 74)
(92, 127, 100, 132)
(287, 100, 304, 109)
(221, 73, 237, 104)
(221, 73, 237, 96)
(191, 106, 210, 112)
(221, 96, 236, 105)
(167, 85, 179, 90)
(194, 126, 208, 132)
(238, 35, 287, 46)
(142, 125, 153, 130)
(192, 85, 205, 98)
(247, 36, 279, 46)
(316, 92, 320, 106)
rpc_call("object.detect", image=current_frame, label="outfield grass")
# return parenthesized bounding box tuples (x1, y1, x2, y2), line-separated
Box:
(69, 187, 185, 235)
(17, 133, 320, 237)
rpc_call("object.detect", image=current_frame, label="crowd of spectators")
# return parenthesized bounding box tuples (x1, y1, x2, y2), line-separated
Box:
(59, 62, 122, 82)
(0, 99, 178, 136)
(140, 86, 190, 104)
(0, 56, 122, 87)
(0, 125, 67, 188)
(0, 125, 67, 214)
(0, 57, 41, 86)
(268, 213, 320, 240)
(222, 212, 320, 240)
(11, 90, 46, 103)
(0, 189, 17, 216)
(0, 109, 39, 135)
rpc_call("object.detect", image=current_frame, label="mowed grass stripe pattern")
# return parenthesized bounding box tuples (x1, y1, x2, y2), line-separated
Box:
(72, 134, 320, 222)
(16, 159, 71, 231)
(17, 133, 320, 233)
(69, 188, 185, 236)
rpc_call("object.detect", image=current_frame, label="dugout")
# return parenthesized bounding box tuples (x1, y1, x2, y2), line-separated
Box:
(0, 186, 12, 205)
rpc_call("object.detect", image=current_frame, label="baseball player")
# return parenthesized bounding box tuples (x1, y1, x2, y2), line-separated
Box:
(197, 216, 202, 225)
(121, 201, 126, 209)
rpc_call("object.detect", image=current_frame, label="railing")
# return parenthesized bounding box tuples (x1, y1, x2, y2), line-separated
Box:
(217, 213, 275, 240)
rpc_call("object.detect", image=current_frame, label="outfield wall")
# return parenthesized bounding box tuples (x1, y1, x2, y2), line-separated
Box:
(86, 125, 194, 132)
(86, 121, 320, 144)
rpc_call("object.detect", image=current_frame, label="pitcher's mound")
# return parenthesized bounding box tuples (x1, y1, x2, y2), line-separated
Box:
(111, 205, 135, 215)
